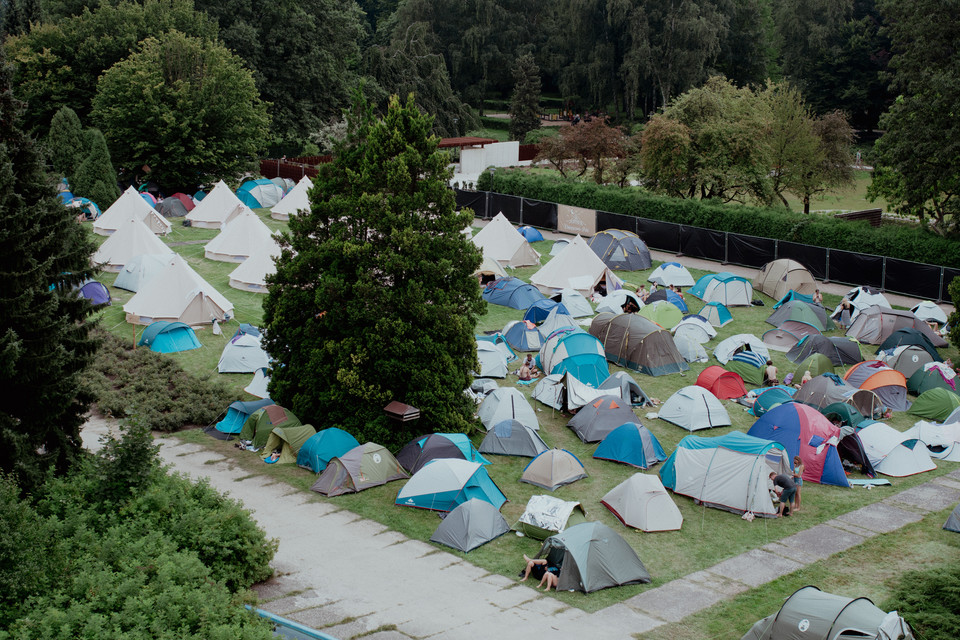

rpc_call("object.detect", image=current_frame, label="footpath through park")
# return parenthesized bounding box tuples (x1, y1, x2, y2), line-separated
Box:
(81, 418, 960, 640)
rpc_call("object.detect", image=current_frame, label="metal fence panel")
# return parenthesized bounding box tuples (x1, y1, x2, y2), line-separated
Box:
(488, 193, 522, 223)
(455, 190, 488, 217)
(596, 211, 638, 235)
(883, 258, 942, 300)
(828, 249, 883, 288)
(941, 268, 960, 303)
(521, 199, 558, 230)
(679, 226, 725, 262)
(726, 234, 777, 268)
(777, 241, 829, 280)
(636, 218, 681, 253)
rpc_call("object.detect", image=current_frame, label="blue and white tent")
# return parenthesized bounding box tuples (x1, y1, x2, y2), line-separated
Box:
(395, 459, 507, 512)
(214, 398, 275, 435)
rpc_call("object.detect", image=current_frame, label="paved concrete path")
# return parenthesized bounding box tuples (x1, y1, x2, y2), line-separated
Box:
(78, 414, 955, 640)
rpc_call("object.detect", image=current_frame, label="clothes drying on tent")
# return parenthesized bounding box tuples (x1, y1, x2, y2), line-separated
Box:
(727, 350, 768, 386)
(396, 433, 490, 475)
(218, 333, 270, 373)
(587, 229, 652, 271)
(747, 403, 850, 487)
(395, 459, 506, 512)
(311, 442, 407, 496)
(537, 522, 651, 593)
(471, 213, 540, 267)
(517, 225, 544, 242)
(479, 420, 549, 458)
(658, 386, 731, 431)
(601, 474, 682, 531)
(481, 277, 545, 309)
(213, 398, 275, 435)
(740, 586, 916, 640)
(844, 360, 911, 412)
(589, 313, 688, 376)
(593, 423, 667, 469)
(478, 388, 539, 431)
(296, 427, 360, 473)
(429, 499, 511, 552)
(696, 366, 747, 399)
(689, 272, 754, 306)
(137, 321, 201, 353)
(567, 396, 641, 443)
(521, 449, 587, 491)
(538, 327, 610, 387)
(531, 235, 625, 295)
(856, 422, 936, 477)
(753, 259, 817, 300)
(660, 431, 791, 517)
(907, 367, 956, 396)
(648, 262, 695, 287)
(513, 495, 587, 539)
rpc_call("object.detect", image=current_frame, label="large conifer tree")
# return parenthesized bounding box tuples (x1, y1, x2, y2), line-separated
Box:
(0, 49, 99, 491)
(262, 94, 484, 449)
(509, 53, 542, 142)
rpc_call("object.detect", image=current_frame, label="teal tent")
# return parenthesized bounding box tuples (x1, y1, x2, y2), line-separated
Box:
(297, 427, 360, 472)
(138, 321, 201, 353)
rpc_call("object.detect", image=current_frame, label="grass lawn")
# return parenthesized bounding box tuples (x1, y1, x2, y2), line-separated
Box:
(88, 214, 959, 619)
(782, 170, 888, 214)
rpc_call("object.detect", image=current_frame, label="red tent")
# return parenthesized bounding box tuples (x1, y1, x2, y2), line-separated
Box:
(696, 365, 747, 400)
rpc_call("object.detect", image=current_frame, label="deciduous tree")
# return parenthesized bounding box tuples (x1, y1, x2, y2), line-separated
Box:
(262, 94, 484, 449)
(536, 117, 632, 184)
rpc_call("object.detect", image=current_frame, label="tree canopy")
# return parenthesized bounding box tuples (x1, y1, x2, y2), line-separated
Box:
(91, 30, 270, 191)
(262, 94, 484, 449)
(509, 52, 541, 142)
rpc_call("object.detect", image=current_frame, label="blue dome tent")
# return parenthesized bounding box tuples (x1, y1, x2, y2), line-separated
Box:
(517, 226, 544, 242)
(214, 398, 275, 435)
(137, 321, 201, 353)
(482, 277, 545, 310)
(297, 427, 361, 473)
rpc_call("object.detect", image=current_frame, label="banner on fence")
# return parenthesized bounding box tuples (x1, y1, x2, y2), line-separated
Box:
(558, 204, 596, 236)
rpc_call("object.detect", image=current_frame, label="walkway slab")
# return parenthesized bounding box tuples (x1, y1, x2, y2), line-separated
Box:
(707, 549, 803, 587)
(777, 524, 866, 561)
(886, 482, 960, 514)
(835, 502, 923, 533)
(626, 579, 727, 622)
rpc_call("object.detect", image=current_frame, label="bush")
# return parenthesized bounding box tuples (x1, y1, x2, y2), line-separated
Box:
(882, 563, 960, 640)
(478, 116, 511, 132)
(476, 170, 960, 268)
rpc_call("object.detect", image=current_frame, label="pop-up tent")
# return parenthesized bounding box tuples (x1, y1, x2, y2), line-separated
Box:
(261, 424, 317, 464)
(74, 278, 111, 306)
(138, 320, 201, 353)
(741, 586, 916, 640)
(537, 522, 651, 593)
(593, 423, 667, 469)
(311, 442, 408, 496)
(517, 225, 544, 242)
(513, 495, 587, 539)
(696, 366, 747, 400)
(395, 459, 506, 512)
(396, 433, 490, 475)
(478, 388, 539, 431)
(471, 213, 540, 267)
(648, 262, 695, 287)
(568, 396, 641, 443)
(602, 474, 682, 531)
(844, 360, 911, 412)
(521, 449, 588, 491)
(747, 403, 849, 487)
(539, 327, 610, 387)
(753, 259, 817, 300)
(660, 431, 792, 517)
(589, 313, 688, 376)
(296, 427, 360, 473)
(213, 398, 275, 436)
(587, 229, 651, 271)
(429, 499, 511, 552)
(482, 277, 545, 310)
(857, 422, 936, 477)
(479, 420, 549, 458)
(659, 386, 731, 431)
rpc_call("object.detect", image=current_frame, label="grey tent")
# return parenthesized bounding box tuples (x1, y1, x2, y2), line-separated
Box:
(742, 585, 915, 640)
(587, 229, 652, 270)
(795, 374, 885, 419)
(590, 312, 689, 376)
(537, 522, 652, 593)
(479, 420, 549, 457)
(787, 335, 864, 366)
(599, 371, 651, 406)
(567, 396, 641, 443)
(945, 503, 960, 533)
(429, 499, 510, 552)
(521, 449, 588, 490)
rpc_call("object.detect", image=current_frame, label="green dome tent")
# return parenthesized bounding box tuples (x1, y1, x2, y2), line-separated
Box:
(261, 424, 317, 464)
(908, 387, 960, 421)
(240, 405, 302, 450)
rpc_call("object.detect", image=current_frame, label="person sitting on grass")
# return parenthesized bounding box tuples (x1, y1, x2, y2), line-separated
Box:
(520, 554, 560, 590)
(764, 360, 779, 387)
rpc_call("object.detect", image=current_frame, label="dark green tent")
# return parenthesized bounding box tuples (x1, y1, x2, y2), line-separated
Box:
(908, 387, 960, 421)
(906, 368, 954, 396)
(239, 405, 302, 450)
(537, 521, 651, 593)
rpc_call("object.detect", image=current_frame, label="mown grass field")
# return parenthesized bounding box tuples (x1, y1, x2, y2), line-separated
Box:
(87, 212, 959, 633)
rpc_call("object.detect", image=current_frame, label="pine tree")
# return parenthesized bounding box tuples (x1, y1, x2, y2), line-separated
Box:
(72, 128, 120, 209)
(45, 106, 84, 181)
(0, 48, 99, 492)
(262, 94, 485, 449)
(509, 53, 542, 142)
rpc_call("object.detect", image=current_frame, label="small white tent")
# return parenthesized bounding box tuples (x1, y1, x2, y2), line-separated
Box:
(602, 474, 683, 532)
(648, 262, 695, 288)
(714, 334, 770, 365)
(94, 186, 172, 236)
(530, 235, 624, 296)
(204, 209, 275, 262)
(186, 181, 246, 229)
(470, 213, 540, 268)
(552, 288, 593, 317)
(123, 254, 234, 325)
(478, 387, 538, 431)
(244, 367, 270, 398)
(857, 422, 936, 476)
(911, 301, 949, 325)
(475, 341, 508, 378)
(218, 333, 270, 373)
(270, 175, 313, 221)
(833, 286, 891, 322)
(91, 217, 173, 272)
(658, 386, 731, 431)
(229, 240, 281, 293)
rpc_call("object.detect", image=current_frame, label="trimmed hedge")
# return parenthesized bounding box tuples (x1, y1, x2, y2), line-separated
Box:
(477, 170, 960, 269)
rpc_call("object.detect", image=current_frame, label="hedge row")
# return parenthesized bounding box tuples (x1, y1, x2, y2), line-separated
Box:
(477, 170, 960, 269)
(478, 116, 512, 132)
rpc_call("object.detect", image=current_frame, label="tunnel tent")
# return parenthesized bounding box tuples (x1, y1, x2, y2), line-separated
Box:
(589, 312, 688, 377)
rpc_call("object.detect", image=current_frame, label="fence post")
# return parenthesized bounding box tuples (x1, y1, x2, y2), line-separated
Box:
(677, 225, 684, 257)
(723, 232, 729, 265)
(880, 258, 887, 292)
(938, 268, 945, 303)
(520, 197, 524, 226)
(774, 239, 779, 260)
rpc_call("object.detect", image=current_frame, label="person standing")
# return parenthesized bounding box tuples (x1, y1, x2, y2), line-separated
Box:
(792, 456, 805, 513)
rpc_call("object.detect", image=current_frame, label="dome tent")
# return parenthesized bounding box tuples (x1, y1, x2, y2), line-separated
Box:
(523, 299, 569, 324)
(908, 387, 960, 422)
(137, 320, 200, 353)
(503, 320, 543, 351)
(240, 404, 302, 450)
(213, 398, 274, 436)
(538, 327, 610, 387)
(537, 522, 652, 593)
(877, 327, 943, 361)
(587, 229, 652, 271)
(753, 259, 817, 300)
(567, 396, 641, 443)
(478, 388, 539, 431)
(236, 178, 284, 208)
(395, 433, 490, 475)
(673, 315, 717, 343)
(311, 442, 408, 496)
(601, 474, 682, 532)
(689, 272, 754, 306)
(595, 289, 644, 314)
(429, 499, 511, 552)
(658, 386, 731, 431)
(521, 449, 588, 491)
(787, 334, 863, 366)
(549, 288, 593, 317)
(846, 307, 947, 347)
(218, 333, 270, 373)
(589, 312, 688, 377)
(750, 386, 796, 418)
(537, 305, 579, 339)
(648, 262, 695, 287)
(696, 365, 747, 400)
(260, 424, 317, 465)
(700, 301, 733, 327)
(481, 277, 545, 310)
(479, 420, 549, 458)
(644, 287, 688, 313)
(857, 422, 936, 477)
(517, 225, 544, 242)
(593, 423, 667, 469)
(879, 345, 936, 380)
(714, 334, 770, 365)
(794, 373, 884, 419)
(296, 428, 360, 473)
(475, 341, 508, 378)
(844, 360, 911, 412)
(395, 459, 506, 512)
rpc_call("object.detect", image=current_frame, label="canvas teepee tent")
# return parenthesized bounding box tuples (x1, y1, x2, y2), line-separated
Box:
(94, 186, 172, 236)
(470, 213, 540, 267)
(531, 235, 625, 296)
(123, 254, 234, 325)
(228, 240, 281, 293)
(204, 210, 276, 262)
(186, 180, 246, 229)
(91, 217, 173, 272)
(270, 175, 313, 221)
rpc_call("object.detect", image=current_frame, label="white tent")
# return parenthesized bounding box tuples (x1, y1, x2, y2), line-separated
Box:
(658, 386, 731, 431)
(530, 235, 624, 296)
(478, 387, 538, 431)
(903, 420, 960, 462)
(114, 253, 172, 292)
(474, 254, 508, 280)
(475, 341, 508, 378)
(229, 240, 281, 293)
(186, 181, 246, 229)
(911, 301, 949, 325)
(648, 262, 695, 287)
(218, 333, 270, 373)
(672, 316, 717, 344)
(674, 334, 709, 363)
(857, 422, 936, 476)
(92, 217, 173, 272)
(270, 175, 313, 221)
(205, 210, 276, 262)
(833, 286, 892, 322)
(538, 306, 579, 339)
(244, 367, 270, 399)
(602, 474, 683, 532)
(123, 254, 233, 325)
(549, 239, 569, 255)
(470, 213, 540, 268)
(551, 288, 593, 317)
(714, 334, 770, 364)
(530, 372, 616, 411)
(94, 186, 172, 236)
(595, 290, 644, 315)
